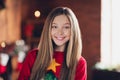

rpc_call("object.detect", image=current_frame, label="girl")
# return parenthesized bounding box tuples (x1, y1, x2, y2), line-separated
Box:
(18, 7, 87, 80)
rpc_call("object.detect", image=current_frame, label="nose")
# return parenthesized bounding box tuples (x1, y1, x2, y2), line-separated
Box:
(58, 28, 63, 35)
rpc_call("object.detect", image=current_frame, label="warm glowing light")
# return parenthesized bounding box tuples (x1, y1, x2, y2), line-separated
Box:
(34, 10, 41, 18)
(111, 0, 120, 68)
(0, 53, 9, 66)
(16, 40, 25, 46)
(98, 0, 120, 70)
(1, 42, 6, 48)
(18, 51, 26, 63)
(100, 0, 112, 69)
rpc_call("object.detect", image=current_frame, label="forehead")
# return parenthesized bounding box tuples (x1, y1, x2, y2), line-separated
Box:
(52, 15, 70, 23)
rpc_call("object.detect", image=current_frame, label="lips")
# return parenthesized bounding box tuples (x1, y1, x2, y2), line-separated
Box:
(55, 36, 65, 41)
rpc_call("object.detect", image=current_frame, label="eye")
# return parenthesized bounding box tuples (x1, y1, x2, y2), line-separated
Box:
(64, 26, 70, 29)
(51, 25, 57, 29)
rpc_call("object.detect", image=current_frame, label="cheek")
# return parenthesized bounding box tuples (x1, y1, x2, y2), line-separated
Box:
(51, 30, 56, 39)
(51, 29, 57, 34)
(65, 31, 71, 37)
(51, 29, 54, 35)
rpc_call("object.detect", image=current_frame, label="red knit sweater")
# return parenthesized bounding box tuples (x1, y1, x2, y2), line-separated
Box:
(18, 49, 87, 80)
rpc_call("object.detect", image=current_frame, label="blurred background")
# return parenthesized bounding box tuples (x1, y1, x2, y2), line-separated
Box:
(0, 0, 120, 80)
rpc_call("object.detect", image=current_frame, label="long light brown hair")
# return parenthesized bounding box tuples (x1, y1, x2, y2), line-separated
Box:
(30, 7, 82, 80)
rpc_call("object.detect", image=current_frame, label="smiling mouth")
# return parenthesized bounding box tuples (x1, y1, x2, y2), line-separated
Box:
(55, 37, 65, 41)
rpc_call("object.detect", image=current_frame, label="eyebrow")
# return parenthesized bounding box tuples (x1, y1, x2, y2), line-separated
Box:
(64, 23, 70, 25)
(52, 23, 56, 25)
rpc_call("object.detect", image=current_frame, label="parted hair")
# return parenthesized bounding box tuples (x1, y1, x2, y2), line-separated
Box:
(30, 7, 82, 80)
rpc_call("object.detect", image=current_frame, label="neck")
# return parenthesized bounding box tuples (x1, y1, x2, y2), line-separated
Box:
(55, 46, 65, 52)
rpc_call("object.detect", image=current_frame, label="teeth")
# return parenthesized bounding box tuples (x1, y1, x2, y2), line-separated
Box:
(56, 37, 64, 40)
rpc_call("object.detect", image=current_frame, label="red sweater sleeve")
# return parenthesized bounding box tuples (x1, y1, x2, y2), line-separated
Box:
(18, 49, 37, 80)
(75, 56, 87, 80)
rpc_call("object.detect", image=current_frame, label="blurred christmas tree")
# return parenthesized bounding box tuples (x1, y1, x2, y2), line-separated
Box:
(44, 71, 57, 80)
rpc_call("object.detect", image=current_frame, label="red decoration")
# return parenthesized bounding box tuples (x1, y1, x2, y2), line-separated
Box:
(16, 62, 23, 71)
(24, 23, 34, 37)
(0, 64, 6, 74)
